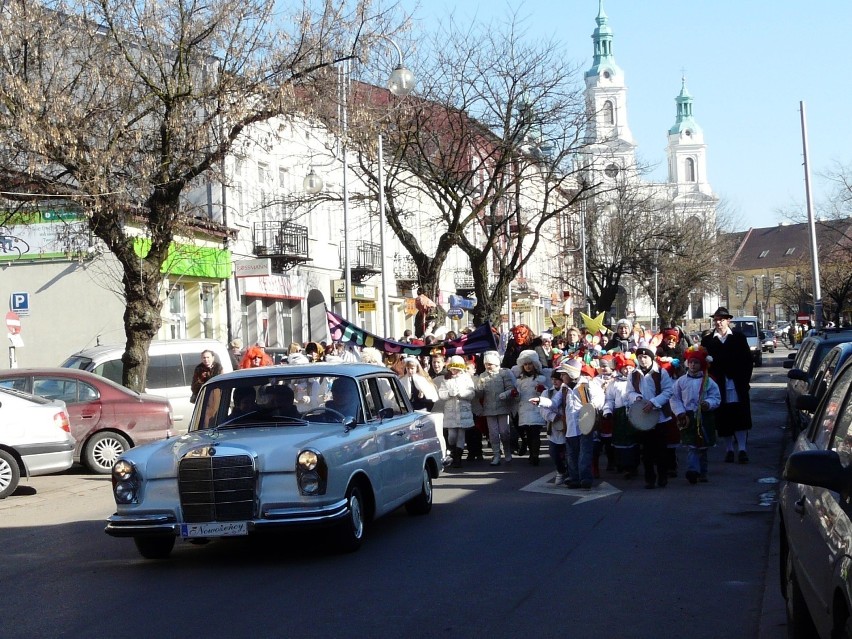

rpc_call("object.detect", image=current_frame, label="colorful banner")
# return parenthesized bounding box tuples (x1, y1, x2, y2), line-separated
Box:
(326, 310, 498, 357)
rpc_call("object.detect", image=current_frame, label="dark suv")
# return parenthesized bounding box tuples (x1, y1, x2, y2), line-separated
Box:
(780, 356, 852, 638)
(784, 328, 852, 434)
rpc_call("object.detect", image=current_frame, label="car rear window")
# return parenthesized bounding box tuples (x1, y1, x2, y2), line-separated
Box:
(61, 355, 94, 370)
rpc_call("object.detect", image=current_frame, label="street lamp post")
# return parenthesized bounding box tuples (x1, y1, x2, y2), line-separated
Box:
(307, 40, 413, 327)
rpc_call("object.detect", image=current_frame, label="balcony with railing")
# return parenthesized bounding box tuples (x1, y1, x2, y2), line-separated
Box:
(340, 240, 382, 283)
(252, 222, 311, 271)
(454, 269, 475, 295)
(393, 254, 419, 284)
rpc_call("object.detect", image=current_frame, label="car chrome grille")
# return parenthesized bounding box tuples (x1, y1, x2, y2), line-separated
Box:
(178, 454, 256, 523)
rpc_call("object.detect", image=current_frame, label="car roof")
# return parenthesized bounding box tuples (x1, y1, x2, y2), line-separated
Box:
(0, 367, 140, 395)
(67, 339, 226, 358)
(216, 363, 390, 380)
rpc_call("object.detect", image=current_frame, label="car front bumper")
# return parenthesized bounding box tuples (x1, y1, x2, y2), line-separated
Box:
(104, 498, 350, 538)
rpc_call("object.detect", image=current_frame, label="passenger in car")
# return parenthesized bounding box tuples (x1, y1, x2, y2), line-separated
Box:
(326, 378, 361, 421)
(231, 386, 258, 417)
(267, 384, 302, 419)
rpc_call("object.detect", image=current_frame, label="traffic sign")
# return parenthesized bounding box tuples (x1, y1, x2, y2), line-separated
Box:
(10, 292, 29, 316)
(6, 311, 21, 335)
(447, 308, 464, 319)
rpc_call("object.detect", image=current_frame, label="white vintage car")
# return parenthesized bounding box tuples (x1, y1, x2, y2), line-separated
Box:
(105, 363, 443, 559)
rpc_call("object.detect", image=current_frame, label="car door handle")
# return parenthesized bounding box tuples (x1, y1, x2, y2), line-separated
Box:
(392, 430, 406, 437)
(80, 413, 97, 419)
(794, 496, 806, 516)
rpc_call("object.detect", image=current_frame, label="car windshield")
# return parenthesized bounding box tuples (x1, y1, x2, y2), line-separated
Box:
(732, 321, 758, 337)
(191, 374, 363, 431)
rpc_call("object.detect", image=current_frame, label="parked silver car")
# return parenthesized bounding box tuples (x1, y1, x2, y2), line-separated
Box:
(780, 356, 852, 638)
(0, 387, 75, 498)
(105, 363, 443, 559)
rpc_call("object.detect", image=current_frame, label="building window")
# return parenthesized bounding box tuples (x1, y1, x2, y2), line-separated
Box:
(602, 100, 614, 125)
(785, 247, 796, 256)
(200, 284, 215, 339)
(685, 158, 696, 182)
(759, 250, 769, 258)
(167, 284, 187, 339)
(736, 276, 744, 295)
(774, 273, 782, 286)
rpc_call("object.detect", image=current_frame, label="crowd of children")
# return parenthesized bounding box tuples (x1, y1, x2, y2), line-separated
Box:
(245, 314, 745, 490)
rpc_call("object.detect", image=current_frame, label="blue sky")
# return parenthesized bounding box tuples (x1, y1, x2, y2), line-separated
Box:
(400, 0, 851, 231)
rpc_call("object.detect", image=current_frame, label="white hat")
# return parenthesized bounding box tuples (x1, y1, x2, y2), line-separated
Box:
(558, 358, 583, 380)
(483, 350, 501, 366)
(517, 349, 542, 372)
(287, 353, 309, 365)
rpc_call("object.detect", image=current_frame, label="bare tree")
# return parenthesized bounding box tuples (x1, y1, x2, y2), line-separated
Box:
(326, 11, 590, 328)
(0, 0, 401, 390)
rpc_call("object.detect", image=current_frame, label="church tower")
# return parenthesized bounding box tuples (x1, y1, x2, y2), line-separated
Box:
(581, 0, 636, 182)
(666, 78, 713, 197)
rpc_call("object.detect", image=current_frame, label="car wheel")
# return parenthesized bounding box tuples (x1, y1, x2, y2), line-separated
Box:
(785, 550, 818, 638)
(335, 484, 366, 553)
(405, 466, 433, 515)
(84, 431, 130, 474)
(0, 449, 21, 499)
(133, 536, 175, 560)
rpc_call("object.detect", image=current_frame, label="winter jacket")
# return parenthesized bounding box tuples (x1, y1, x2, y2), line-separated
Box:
(436, 372, 476, 429)
(475, 368, 518, 416)
(514, 373, 548, 426)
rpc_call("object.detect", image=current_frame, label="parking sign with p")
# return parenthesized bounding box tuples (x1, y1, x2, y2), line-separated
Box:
(10, 292, 29, 316)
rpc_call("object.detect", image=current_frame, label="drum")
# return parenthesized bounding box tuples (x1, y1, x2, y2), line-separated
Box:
(578, 403, 598, 435)
(627, 399, 660, 431)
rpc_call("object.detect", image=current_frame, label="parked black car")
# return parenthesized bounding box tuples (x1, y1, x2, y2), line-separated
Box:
(784, 328, 852, 434)
(780, 355, 852, 638)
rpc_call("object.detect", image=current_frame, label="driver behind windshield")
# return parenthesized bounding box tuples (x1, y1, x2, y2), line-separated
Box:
(325, 378, 361, 421)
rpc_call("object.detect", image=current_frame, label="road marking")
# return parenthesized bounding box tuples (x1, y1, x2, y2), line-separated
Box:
(520, 474, 621, 504)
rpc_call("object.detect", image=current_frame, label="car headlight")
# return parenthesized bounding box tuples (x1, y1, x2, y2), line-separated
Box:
(111, 460, 140, 504)
(297, 449, 327, 496)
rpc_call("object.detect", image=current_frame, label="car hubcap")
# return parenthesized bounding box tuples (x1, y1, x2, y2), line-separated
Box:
(0, 459, 11, 491)
(350, 492, 364, 539)
(423, 469, 432, 502)
(93, 437, 124, 469)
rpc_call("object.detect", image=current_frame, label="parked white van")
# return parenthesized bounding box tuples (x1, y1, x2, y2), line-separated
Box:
(60, 339, 233, 431)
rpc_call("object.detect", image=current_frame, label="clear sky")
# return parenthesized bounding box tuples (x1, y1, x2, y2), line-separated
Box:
(400, 0, 851, 231)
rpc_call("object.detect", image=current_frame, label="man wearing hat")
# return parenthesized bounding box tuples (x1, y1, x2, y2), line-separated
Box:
(533, 358, 603, 489)
(700, 307, 754, 463)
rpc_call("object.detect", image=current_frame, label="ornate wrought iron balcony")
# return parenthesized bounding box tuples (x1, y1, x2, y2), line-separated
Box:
(252, 221, 311, 271)
(454, 269, 475, 295)
(339, 240, 382, 283)
(393, 254, 418, 283)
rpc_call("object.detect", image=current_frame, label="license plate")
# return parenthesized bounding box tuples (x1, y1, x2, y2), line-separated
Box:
(180, 522, 248, 538)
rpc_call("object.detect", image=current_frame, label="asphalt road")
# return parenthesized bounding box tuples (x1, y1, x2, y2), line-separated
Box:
(0, 350, 794, 639)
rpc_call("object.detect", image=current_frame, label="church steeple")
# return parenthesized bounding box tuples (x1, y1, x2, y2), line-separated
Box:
(586, 0, 617, 80)
(668, 77, 702, 137)
(582, 0, 635, 175)
(666, 76, 711, 196)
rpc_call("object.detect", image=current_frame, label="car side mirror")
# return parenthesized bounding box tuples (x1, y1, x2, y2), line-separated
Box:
(784, 449, 852, 494)
(787, 353, 796, 359)
(377, 407, 394, 420)
(787, 369, 808, 381)
(795, 395, 818, 412)
(783, 360, 795, 370)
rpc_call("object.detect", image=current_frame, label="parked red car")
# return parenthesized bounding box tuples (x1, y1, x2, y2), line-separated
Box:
(0, 368, 175, 474)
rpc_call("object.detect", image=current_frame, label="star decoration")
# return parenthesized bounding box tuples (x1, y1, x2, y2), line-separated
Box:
(580, 311, 609, 335)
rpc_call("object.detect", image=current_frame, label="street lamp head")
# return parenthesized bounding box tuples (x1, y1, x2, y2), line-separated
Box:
(303, 168, 323, 194)
(387, 63, 415, 97)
